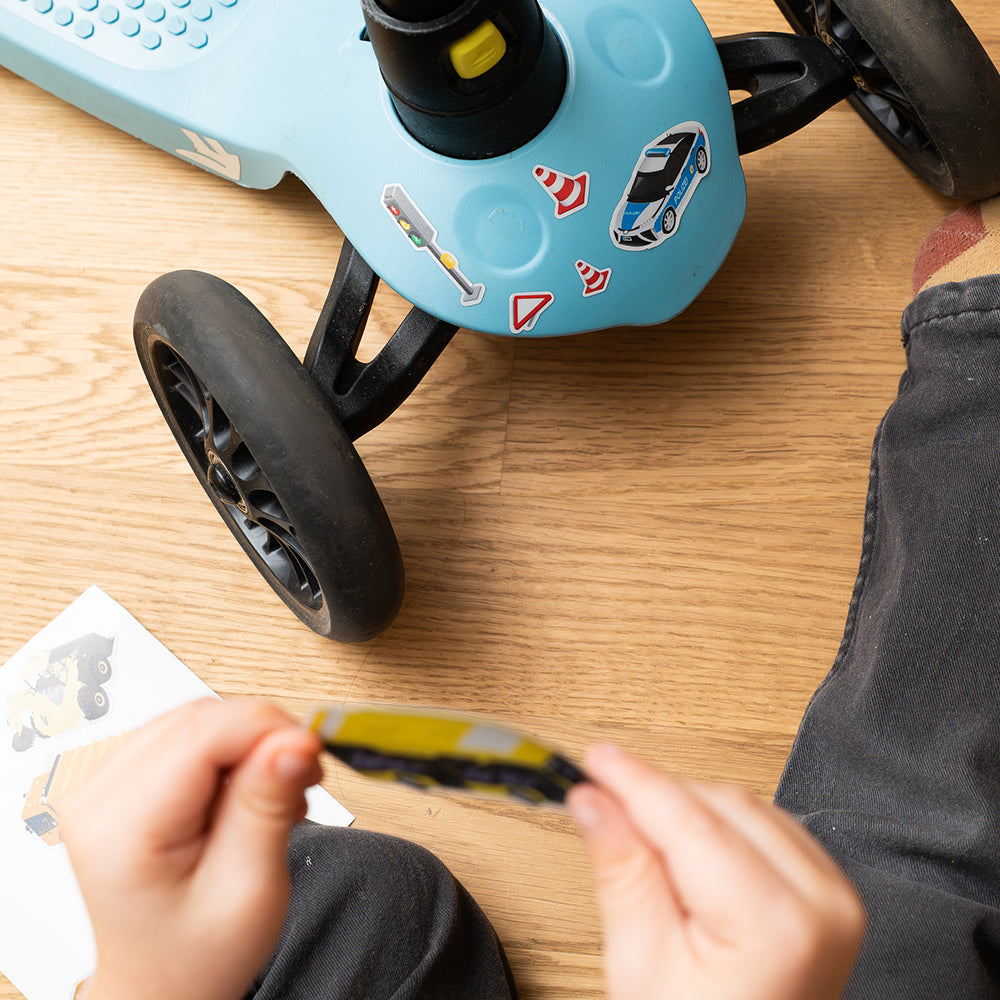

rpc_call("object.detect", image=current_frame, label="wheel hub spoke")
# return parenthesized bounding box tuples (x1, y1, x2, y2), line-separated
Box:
(153, 340, 324, 614)
(165, 355, 211, 451)
(243, 518, 322, 606)
(806, 0, 933, 156)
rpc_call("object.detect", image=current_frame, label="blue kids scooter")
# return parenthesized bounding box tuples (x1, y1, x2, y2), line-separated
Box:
(1, 0, 998, 641)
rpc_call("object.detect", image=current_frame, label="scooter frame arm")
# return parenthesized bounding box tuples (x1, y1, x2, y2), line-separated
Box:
(304, 241, 458, 442)
(717, 31, 856, 155)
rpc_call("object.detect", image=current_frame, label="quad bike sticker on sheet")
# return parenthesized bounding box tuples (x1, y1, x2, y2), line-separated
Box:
(6, 633, 115, 753)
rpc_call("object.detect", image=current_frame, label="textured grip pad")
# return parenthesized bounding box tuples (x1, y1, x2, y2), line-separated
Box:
(0, 0, 250, 68)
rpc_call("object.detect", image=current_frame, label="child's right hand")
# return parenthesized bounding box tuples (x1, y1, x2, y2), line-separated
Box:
(568, 745, 865, 1000)
(61, 698, 323, 1000)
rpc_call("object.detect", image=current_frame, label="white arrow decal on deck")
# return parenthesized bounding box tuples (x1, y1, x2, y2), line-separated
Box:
(174, 129, 241, 181)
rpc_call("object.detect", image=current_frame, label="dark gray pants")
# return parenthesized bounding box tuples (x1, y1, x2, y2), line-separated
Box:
(249, 822, 518, 999)
(775, 275, 1000, 997)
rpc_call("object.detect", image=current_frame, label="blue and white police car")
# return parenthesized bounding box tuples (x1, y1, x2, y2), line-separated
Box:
(611, 124, 710, 250)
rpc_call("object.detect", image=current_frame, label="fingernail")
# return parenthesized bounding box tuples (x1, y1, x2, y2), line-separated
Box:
(587, 743, 625, 768)
(567, 785, 603, 831)
(273, 750, 318, 786)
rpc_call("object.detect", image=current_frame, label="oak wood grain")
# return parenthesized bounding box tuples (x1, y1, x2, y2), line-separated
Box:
(1, 1, 996, 996)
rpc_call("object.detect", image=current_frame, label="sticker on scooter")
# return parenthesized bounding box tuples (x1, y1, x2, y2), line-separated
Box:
(533, 164, 590, 218)
(610, 123, 710, 251)
(575, 259, 611, 296)
(382, 183, 486, 306)
(509, 291, 554, 334)
(174, 128, 241, 181)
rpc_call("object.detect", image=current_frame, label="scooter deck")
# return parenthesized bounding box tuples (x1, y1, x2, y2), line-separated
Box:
(0, 0, 746, 336)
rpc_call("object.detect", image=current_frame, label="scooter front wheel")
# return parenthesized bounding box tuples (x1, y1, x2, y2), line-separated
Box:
(133, 271, 404, 642)
(773, 0, 1000, 199)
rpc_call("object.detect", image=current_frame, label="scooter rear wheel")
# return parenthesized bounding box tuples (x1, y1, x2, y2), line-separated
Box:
(133, 270, 404, 642)
(773, 0, 1000, 199)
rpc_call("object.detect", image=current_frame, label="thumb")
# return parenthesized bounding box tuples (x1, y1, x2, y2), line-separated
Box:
(208, 727, 324, 871)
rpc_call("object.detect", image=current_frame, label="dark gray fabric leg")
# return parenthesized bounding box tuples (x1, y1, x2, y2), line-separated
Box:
(775, 276, 1000, 998)
(250, 822, 518, 1000)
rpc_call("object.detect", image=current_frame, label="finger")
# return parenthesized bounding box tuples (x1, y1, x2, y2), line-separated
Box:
(687, 782, 861, 910)
(189, 726, 322, 964)
(108, 724, 317, 998)
(65, 700, 297, 861)
(203, 725, 323, 880)
(135, 701, 300, 845)
(568, 782, 685, 962)
(685, 785, 866, 985)
(581, 746, 797, 939)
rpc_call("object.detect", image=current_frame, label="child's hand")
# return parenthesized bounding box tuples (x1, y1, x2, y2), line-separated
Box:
(61, 698, 323, 1000)
(568, 745, 865, 1000)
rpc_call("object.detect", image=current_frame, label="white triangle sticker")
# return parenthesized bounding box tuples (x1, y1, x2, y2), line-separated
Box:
(509, 292, 554, 333)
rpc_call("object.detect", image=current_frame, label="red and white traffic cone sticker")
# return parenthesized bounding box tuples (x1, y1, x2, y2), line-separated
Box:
(575, 259, 612, 296)
(509, 292, 555, 333)
(533, 165, 590, 218)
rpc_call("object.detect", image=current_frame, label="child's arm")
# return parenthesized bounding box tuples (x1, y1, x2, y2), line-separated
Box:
(61, 698, 323, 1000)
(568, 744, 865, 1000)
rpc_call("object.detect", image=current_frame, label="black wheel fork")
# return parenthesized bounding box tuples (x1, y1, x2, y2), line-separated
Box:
(716, 30, 856, 155)
(303, 239, 459, 441)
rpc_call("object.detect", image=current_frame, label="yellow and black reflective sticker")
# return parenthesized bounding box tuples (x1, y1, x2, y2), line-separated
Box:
(306, 702, 585, 804)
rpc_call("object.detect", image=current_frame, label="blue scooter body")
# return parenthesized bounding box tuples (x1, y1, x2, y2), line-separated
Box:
(0, 0, 746, 336)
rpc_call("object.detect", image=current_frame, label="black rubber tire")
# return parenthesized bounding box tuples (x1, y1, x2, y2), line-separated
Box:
(134, 270, 404, 642)
(773, 0, 1000, 199)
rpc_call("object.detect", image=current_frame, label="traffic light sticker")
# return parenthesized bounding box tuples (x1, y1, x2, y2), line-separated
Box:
(509, 292, 554, 334)
(382, 183, 486, 306)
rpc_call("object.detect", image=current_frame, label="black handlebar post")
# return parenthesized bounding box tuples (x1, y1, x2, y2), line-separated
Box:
(373, 0, 464, 19)
(361, 0, 566, 158)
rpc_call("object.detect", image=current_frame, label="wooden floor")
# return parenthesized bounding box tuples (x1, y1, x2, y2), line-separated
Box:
(2, 1, 997, 996)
